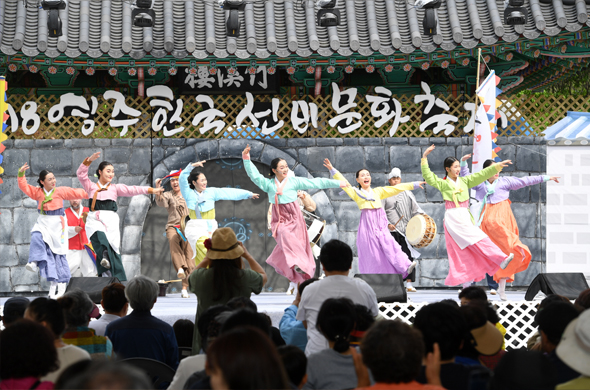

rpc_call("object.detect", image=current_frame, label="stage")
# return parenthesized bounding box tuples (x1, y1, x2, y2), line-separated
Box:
(1, 289, 538, 349)
(144, 289, 529, 327)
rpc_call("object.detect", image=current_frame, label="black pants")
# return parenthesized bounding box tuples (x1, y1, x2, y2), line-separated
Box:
(390, 231, 416, 282)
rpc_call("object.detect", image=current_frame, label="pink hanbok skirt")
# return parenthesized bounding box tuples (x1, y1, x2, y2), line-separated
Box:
(267, 201, 314, 284)
(444, 201, 508, 286)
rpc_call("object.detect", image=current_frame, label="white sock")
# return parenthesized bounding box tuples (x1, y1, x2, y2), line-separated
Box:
(498, 278, 507, 293)
(406, 281, 414, 289)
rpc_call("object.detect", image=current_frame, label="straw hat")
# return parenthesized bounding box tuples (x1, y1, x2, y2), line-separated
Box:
(470, 321, 504, 356)
(556, 309, 590, 376)
(205, 228, 245, 260)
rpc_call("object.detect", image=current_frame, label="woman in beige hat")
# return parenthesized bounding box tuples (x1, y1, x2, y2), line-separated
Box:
(188, 227, 267, 354)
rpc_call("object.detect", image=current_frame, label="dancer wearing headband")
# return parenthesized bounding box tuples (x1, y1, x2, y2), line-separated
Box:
(460, 154, 559, 300)
(383, 167, 426, 292)
(242, 145, 347, 284)
(77, 152, 164, 281)
(179, 160, 258, 267)
(18, 163, 88, 298)
(421, 145, 514, 288)
(324, 159, 422, 276)
(155, 170, 193, 298)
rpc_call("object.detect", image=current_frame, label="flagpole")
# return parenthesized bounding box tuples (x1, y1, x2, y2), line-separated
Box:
(475, 48, 482, 108)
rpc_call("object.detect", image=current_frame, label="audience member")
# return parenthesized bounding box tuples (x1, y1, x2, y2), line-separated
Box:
(350, 304, 375, 346)
(0, 320, 58, 390)
(59, 289, 113, 360)
(0, 296, 29, 327)
(490, 350, 557, 390)
(296, 240, 378, 356)
(528, 294, 572, 351)
(56, 360, 152, 390)
(555, 308, 590, 389)
(226, 296, 258, 312)
(184, 309, 278, 389)
(167, 307, 232, 390)
(173, 319, 195, 350)
(260, 311, 286, 346)
(458, 286, 487, 305)
(206, 327, 290, 390)
(461, 301, 505, 369)
(280, 278, 318, 351)
(414, 302, 485, 390)
(25, 298, 91, 383)
(53, 360, 93, 390)
(105, 275, 179, 369)
(198, 305, 232, 352)
(278, 345, 308, 389)
(574, 288, 590, 312)
(221, 308, 271, 336)
(358, 320, 444, 390)
(456, 304, 502, 367)
(189, 228, 267, 354)
(304, 298, 360, 390)
(88, 283, 128, 337)
(535, 301, 580, 384)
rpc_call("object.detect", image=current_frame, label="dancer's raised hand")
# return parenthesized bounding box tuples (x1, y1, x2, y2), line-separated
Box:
(549, 176, 560, 183)
(88, 152, 101, 162)
(323, 158, 334, 171)
(18, 162, 30, 173)
(497, 160, 512, 169)
(155, 178, 162, 188)
(152, 187, 165, 194)
(461, 153, 472, 162)
(423, 144, 435, 158)
(191, 160, 206, 168)
(251, 193, 260, 199)
(339, 181, 350, 188)
(414, 181, 427, 189)
(242, 144, 251, 158)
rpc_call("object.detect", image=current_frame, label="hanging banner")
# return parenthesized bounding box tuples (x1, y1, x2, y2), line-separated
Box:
(179, 66, 279, 95)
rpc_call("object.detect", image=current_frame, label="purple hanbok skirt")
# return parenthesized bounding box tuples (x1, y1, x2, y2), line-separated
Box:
(29, 232, 71, 283)
(357, 208, 411, 276)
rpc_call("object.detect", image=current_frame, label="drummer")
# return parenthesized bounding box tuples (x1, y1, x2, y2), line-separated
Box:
(383, 168, 426, 292)
(268, 175, 317, 295)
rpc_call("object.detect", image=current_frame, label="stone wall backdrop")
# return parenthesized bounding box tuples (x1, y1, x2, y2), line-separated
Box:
(0, 136, 547, 294)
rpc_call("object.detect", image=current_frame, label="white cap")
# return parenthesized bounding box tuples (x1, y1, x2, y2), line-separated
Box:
(388, 167, 401, 180)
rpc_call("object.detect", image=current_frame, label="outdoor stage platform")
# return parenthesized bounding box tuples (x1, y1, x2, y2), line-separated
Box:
(0, 289, 539, 350)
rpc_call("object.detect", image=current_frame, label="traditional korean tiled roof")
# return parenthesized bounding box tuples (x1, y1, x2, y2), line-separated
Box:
(0, 0, 589, 60)
(545, 111, 590, 142)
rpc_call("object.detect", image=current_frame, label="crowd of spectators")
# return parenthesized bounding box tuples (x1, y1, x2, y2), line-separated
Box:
(1, 234, 590, 390)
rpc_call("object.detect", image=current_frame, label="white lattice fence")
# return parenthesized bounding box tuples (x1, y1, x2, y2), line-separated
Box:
(378, 300, 540, 350)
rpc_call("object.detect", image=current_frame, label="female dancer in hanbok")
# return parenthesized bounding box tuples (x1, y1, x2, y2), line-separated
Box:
(77, 152, 164, 281)
(18, 163, 88, 298)
(324, 159, 422, 276)
(460, 155, 559, 300)
(242, 145, 347, 284)
(179, 160, 259, 265)
(421, 145, 515, 287)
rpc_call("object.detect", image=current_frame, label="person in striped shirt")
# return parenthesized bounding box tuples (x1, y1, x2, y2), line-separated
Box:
(382, 167, 426, 292)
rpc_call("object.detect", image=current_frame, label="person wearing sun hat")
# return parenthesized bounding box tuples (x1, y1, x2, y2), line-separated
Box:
(555, 309, 590, 390)
(188, 227, 267, 355)
(155, 169, 194, 298)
